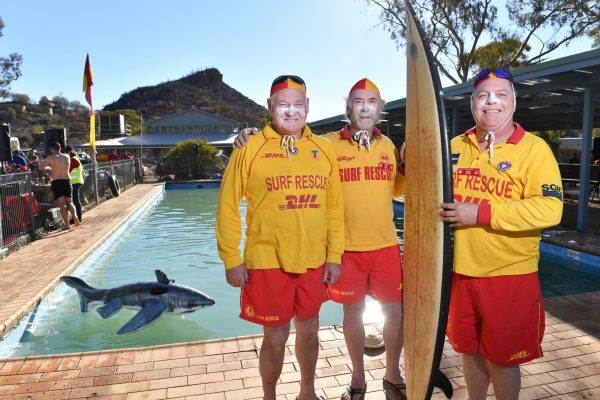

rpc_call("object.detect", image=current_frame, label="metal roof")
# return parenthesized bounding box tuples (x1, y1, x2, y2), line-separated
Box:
(145, 109, 240, 126)
(80, 132, 235, 149)
(309, 48, 600, 139)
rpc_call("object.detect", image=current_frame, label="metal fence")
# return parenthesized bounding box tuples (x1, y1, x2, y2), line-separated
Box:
(0, 159, 141, 256)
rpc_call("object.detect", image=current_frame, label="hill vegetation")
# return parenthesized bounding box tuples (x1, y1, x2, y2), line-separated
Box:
(1, 68, 266, 148)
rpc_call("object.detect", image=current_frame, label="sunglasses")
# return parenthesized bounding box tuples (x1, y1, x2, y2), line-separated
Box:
(474, 68, 513, 87)
(272, 75, 305, 86)
(270, 75, 306, 96)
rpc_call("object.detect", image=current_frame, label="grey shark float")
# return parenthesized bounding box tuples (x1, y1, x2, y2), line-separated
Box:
(60, 270, 215, 335)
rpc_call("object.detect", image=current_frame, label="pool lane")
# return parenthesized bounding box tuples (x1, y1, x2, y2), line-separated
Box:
(0, 183, 165, 339)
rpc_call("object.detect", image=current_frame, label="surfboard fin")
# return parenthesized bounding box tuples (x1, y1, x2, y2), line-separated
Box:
(433, 369, 454, 398)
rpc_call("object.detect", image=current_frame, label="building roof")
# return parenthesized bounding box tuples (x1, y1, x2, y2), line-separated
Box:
(146, 109, 240, 126)
(79, 132, 236, 149)
(309, 48, 600, 138)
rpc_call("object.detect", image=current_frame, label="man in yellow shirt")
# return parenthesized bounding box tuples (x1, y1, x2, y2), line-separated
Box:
(216, 75, 344, 400)
(233, 78, 407, 400)
(440, 68, 563, 400)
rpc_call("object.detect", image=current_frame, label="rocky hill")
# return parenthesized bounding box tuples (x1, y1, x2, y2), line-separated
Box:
(1, 68, 266, 148)
(104, 68, 266, 126)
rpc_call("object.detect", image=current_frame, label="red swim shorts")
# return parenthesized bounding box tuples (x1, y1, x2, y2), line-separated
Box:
(328, 244, 402, 304)
(240, 265, 328, 326)
(446, 272, 545, 366)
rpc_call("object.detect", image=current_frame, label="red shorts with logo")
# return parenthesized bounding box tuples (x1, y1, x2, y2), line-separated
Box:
(446, 272, 545, 366)
(328, 244, 402, 304)
(240, 265, 328, 326)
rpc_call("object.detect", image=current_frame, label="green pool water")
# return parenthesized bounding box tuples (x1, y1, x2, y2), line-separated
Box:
(0, 189, 344, 357)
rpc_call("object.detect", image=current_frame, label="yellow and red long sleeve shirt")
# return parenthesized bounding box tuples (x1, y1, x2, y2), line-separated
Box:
(452, 123, 563, 277)
(216, 124, 345, 273)
(323, 126, 405, 251)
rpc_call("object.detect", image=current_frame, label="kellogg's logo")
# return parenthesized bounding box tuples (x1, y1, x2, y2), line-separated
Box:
(497, 161, 512, 172)
(337, 155, 356, 162)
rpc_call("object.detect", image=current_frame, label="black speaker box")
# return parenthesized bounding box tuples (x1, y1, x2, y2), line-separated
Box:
(44, 128, 67, 155)
(0, 123, 11, 162)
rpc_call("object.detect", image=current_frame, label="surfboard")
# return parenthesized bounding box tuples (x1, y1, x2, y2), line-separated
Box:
(402, 2, 454, 399)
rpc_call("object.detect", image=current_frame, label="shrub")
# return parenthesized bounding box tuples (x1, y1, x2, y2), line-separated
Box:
(162, 139, 221, 179)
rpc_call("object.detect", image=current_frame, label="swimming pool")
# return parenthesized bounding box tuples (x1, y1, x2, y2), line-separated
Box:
(0, 189, 347, 358)
(0, 187, 598, 358)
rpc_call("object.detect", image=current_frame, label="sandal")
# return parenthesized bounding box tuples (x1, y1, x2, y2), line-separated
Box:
(382, 378, 407, 400)
(340, 383, 367, 400)
(295, 396, 326, 400)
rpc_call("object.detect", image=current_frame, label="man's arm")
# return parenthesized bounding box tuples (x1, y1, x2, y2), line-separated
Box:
(215, 148, 248, 270)
(392, 143, 406, 196)
(38, 157, 49, 171)
(323, 147, 345, 284)
(480, 142, 563, 231)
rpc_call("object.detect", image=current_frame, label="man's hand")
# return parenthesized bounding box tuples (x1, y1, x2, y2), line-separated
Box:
(233, 127, 258, 149)
(440, 202, 478, 228)
(323, 262, 342, 285)
(225, 263, 249, 288)
(399, 142, 406, 165)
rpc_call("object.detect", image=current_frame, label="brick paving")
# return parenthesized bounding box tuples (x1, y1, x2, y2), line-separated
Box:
(0, 183, 598, 399)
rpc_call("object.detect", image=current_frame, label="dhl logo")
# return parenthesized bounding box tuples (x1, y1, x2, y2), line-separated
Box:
(279, 194, 320, 210)
(261, 153, 286, 158)
(506, 350, 531, 362)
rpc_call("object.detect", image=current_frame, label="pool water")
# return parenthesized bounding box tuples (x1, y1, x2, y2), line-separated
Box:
(0, 189, 344, 357)
(538, 257, 600, 297)
(0, 189, 598, 358)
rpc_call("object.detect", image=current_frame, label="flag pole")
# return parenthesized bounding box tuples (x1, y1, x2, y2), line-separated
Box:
(83, 53, 99, 204)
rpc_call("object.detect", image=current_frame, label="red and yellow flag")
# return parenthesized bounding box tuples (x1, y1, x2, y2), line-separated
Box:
(83, 54, 95, 150)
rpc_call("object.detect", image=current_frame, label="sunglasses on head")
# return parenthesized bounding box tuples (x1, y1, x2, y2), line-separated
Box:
(272, 75, 305, 86)
(474, 68, 513, 87)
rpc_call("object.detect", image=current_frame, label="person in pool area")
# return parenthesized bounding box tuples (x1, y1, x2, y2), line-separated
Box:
(216, 75, 344, 400)
(64, 145, 84, 223)
(233, 78, 407, 400)
(39, 141, 81, 230)
(440, 68, 563, 400)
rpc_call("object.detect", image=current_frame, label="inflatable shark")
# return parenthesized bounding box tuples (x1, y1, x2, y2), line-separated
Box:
(60, 270, 215, 335)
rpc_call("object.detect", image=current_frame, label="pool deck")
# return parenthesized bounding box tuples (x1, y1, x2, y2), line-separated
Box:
(0, 183, 598, 399)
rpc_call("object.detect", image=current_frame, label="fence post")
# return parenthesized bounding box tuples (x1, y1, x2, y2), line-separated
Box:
(93, 162, 99, 205)
(121, 161, 126, 188)
(27, 173, 35, 239)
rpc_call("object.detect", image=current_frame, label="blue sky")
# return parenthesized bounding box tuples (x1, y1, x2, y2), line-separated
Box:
(1, 1, 595, 123)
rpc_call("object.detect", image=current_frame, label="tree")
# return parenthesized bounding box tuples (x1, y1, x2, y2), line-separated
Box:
(39, 96, 51, 106)
(68, 100, 88, 113)
(0, 17, 23, 99)
(11, 92, 30, 105)
(367, 0, 600, 83)
(531, 130, 561, 157)
(162, 139, 221, 179)
(51, 95, 70, 109)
